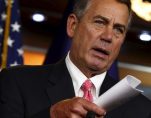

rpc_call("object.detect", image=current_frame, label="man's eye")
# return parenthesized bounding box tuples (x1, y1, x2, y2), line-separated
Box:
(114, 27, 124, 34)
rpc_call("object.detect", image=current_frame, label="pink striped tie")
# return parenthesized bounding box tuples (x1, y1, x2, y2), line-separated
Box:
(81, 79, 93, 102)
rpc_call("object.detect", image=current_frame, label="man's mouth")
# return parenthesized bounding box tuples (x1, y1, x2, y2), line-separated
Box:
(93, 47, 110, 56)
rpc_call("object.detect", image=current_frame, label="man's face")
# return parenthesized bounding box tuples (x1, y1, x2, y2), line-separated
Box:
(67, 0, 130, 76)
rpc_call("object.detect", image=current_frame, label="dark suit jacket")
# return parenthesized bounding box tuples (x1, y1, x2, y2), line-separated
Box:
(0, 59, 151, 118)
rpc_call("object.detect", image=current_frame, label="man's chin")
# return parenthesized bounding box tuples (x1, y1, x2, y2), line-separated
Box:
(89, 63, 106, 73)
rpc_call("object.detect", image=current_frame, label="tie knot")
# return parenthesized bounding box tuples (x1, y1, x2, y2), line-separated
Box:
(81, 79, 93, 91)
(81, 79, 93, 102)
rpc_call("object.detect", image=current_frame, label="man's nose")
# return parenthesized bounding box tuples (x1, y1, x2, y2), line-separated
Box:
(101, 27, 113, 43)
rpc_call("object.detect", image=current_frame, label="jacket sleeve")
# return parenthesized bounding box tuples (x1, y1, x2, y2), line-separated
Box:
(0, 68, 24, 118)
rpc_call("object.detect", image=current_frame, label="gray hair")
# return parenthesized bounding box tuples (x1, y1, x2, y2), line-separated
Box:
(72, 0, 91, 19)
(72, 0, 132, 20)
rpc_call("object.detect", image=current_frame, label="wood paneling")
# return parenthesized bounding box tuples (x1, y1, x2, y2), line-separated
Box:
(119, 67, 151, 86)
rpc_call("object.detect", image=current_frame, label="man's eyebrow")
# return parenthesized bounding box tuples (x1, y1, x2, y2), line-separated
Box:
(93, 15, 109, 22)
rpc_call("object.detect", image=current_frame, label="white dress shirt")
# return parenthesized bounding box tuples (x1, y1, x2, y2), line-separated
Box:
(65, 52, 107, 101)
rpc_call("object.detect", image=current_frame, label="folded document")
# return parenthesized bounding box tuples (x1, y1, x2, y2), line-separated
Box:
(94, 75, 143, 111)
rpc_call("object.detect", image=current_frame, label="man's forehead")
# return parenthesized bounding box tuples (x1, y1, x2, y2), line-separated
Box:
(86, 0, 130, 26)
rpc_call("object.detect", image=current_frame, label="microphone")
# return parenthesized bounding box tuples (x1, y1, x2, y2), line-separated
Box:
(86, 111, 96, 118)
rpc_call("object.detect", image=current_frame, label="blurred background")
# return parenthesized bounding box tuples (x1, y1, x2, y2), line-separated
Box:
(0, 0, 151, 99)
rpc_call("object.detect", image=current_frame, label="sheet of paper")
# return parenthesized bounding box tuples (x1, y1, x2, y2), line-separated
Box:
(94, 75, 143, 111)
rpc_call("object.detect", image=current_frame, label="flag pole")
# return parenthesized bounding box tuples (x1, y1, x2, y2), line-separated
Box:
(1, 0, 12, 68)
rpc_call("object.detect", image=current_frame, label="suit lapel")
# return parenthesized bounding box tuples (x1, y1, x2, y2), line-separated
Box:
(46, 59, 75, 105)
(99, 73, 118, 96)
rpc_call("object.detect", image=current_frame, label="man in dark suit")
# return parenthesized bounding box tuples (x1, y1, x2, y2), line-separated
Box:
(1, 0, 151, 118)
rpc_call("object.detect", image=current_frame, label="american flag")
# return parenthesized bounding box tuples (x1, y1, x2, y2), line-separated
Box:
(0, 0, 24, 69)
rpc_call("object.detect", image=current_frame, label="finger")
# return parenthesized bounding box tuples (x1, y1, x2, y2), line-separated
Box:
(68, 112, 84, 118)
(80, 99, 106, 116)
(95, 111, 106, 117)
(50, 97, 87, 118)
(70, 98, 88, 117)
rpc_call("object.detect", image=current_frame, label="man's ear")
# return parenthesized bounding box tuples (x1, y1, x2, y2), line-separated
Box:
(66, 14, 78, 38)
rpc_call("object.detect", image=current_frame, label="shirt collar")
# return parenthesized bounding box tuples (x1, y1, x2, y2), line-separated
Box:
(65, 52, 107, 97)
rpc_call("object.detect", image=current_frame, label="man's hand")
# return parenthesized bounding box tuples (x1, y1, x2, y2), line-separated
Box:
(50, 97, 106, 118)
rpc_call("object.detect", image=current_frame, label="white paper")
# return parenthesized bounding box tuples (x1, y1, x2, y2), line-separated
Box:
(94, 75, 143, 111)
